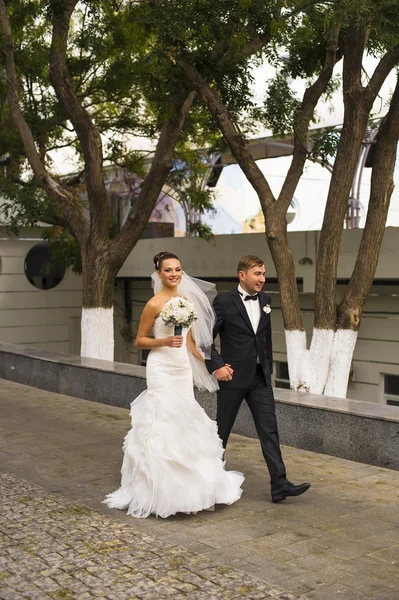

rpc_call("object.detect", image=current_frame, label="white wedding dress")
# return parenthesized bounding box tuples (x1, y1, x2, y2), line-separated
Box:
(104, 314, 244, 518)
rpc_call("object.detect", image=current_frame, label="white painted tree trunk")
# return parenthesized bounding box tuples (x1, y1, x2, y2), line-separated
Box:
(324, 329, 358, 398)
(81, 307, 114, 361)
(285, 328, 357, 398)
(285, 330, 307, 391)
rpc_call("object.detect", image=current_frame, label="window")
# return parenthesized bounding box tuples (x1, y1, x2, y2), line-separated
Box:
(140, 349, 151, 366)
(24, 242, 65, 290)
(384, 374, 399, 407)
(275, 361, 290, 389)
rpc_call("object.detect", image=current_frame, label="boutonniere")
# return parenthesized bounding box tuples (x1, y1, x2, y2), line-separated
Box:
(263, 304, 271, 314)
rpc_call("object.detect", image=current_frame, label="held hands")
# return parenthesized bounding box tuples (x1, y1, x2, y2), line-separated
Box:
(214, 364, 234, 382)
(164, 335, 184, 348)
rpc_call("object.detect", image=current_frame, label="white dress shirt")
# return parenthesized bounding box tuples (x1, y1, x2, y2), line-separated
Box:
(238, 284, 261, 332)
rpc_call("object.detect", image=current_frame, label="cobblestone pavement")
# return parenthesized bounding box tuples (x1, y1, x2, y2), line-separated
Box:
(1, 379, 399, 599)
(0, 472, 306, 600)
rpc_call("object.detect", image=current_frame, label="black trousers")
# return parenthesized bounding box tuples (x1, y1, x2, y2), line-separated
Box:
(216, 365, 286, 486)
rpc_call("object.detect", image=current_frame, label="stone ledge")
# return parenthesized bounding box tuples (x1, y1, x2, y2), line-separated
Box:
(274, 386, 399, 423)
(1, 341, 398, 470)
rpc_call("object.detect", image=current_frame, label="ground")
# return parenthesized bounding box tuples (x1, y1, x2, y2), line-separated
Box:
(0, 379, 398, 599)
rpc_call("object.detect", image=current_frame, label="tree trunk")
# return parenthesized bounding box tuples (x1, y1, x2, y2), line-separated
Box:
(265, 209, 303, 331)
(314, 25, 370, 331)
(323, 76, 399, 397)
(305, 107, 368, 395)
(314, 105, 370, 329)
(80, 248, 117, 361)
(285, 329, 335, 394)
(323, 330, 358, 397)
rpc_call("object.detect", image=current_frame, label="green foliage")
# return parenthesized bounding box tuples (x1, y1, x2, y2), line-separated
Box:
(187, 221, 215, 242)
(167, 147, 217, 237)
(42, 227, 82, 274)
(308, 126, 341, 167)
(0, 0, 222, 264)
(280, 2, 339, 80)
(0, 176, 53, 234)
(337, 0, 399, 55)
(3, 0, 399, 263)
(135, 0, 281, 117)
(253, 74, 301, 137)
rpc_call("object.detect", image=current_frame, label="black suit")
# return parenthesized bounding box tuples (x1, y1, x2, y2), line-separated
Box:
(206, 289, 286, 486)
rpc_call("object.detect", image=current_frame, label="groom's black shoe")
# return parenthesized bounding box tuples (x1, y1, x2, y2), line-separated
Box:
(271, 480, 311, 503)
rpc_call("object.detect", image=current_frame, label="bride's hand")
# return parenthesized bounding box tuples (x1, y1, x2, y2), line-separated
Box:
(164, 335, 184, 348)
(214, 364, 234, 381)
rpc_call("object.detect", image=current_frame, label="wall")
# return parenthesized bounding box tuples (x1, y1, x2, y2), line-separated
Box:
(118, 228, 399, 283)
(0, 233, 82, 354)
(0, 230, 128, 361)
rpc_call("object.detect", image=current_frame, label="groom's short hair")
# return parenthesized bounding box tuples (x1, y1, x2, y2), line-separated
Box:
(237, 255, 264, 274)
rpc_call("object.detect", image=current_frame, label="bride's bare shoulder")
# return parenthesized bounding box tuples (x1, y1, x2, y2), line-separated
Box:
(146, 293, 170, 313)
(146, 295, 162, 310)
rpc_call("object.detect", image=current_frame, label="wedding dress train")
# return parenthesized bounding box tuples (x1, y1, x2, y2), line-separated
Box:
(104, 314, 244, 518)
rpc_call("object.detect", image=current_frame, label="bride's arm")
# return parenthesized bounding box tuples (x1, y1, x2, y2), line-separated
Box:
(135, 300, 182, 349)
(186, 329, 205, 362)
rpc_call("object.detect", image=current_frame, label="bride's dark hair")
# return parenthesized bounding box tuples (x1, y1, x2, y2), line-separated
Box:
(153, 252, 180, 271)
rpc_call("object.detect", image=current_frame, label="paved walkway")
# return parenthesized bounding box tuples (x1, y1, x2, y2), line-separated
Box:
(0, 473, 302, 600)
(0, 379, 398, 600)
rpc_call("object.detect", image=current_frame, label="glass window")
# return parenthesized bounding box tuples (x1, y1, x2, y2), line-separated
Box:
(24, 243, 65, 290)
(384, 374, 399, 406)
(275, 361, 290, 389)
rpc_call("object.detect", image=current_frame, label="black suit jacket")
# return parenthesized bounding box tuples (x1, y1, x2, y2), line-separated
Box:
(206, 289, 273, 388)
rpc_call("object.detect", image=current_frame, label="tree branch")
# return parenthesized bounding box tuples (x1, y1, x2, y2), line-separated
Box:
(110, 91, 196, 266)
(337, 75, 399, 330)
(40, 214, 75, 235)
(366, 43, 399, 102)
(277, 21, 342, 214)
(178, 56, 275, 211)
(342, 25, 368, 105)
(0, 0, 88, 245)
(314, 26, 371, 329)
(49, 0, 110, 241)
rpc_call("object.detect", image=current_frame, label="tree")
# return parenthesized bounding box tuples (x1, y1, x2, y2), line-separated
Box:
(0, 0, 197, 360)
(143, 0, 399, 397)
(166, 149, 216, 241)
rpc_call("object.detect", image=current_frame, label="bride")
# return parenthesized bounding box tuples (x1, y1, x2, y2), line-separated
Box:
(104, 251, 244, 518)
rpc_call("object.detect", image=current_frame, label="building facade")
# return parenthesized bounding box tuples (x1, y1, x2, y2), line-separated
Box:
(1, 227, 398, 406)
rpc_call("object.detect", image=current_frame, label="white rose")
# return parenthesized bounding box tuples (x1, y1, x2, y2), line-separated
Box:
(263, 304, 271, 314)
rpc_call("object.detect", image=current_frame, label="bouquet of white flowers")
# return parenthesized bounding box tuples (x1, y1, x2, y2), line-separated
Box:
(160, 297, 197, 335)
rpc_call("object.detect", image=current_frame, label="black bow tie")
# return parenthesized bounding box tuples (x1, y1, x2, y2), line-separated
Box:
(243, 293, 258, 301)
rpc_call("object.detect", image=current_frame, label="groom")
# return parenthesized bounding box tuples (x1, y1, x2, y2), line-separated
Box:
(206, 255, 310, 502)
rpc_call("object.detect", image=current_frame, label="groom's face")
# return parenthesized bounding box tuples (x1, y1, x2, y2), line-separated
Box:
(239, 264, 266, 296)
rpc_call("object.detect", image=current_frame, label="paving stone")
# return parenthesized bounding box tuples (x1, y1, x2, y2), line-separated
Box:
(368, 544, 399, 564)
(0, 472, 306, 600)
(306, 582, 366, 599)
(1, 378, 399, 599)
